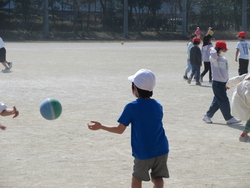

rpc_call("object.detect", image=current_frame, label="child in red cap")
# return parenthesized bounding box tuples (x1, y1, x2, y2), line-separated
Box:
(187, 37, 202, 85)
(203, 41, 241, 125)
(235, 31, 250, 75)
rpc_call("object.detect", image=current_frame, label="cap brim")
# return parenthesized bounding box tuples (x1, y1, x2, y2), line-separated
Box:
(128, 75, 135, 82)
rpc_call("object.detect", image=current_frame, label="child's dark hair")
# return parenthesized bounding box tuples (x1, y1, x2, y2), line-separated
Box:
(132, 83, 153, 98)
(190, 34, 197, 41)
(215, 47, 222, 53)
(193, 41, 200, 45)
(203, 35, 212, 46)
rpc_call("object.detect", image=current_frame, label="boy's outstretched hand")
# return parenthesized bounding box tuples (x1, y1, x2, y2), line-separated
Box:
(12, 106, 19, 118)
(88, 121, 102, 130)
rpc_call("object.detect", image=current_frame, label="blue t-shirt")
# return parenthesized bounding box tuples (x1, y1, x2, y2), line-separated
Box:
(117, 98, 169, 160)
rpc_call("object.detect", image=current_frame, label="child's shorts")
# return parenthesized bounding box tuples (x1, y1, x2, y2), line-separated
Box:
(0, 47, 6, 62)
(132, 153, 169, 181)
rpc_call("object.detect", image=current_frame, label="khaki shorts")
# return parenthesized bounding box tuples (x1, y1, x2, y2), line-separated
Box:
(132, 153, 169, 181)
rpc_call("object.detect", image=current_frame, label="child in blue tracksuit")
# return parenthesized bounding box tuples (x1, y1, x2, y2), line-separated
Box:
(88, 69, 169, 188)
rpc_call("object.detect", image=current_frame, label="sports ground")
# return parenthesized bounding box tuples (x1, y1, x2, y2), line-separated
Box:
(0, 41, 249, 188)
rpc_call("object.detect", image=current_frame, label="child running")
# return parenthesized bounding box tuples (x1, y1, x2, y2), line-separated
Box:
(226, 73, 250, 142)
(0, 102, 19, 130)
(203, 41, 241, 125)
(88, 69, 170, 188)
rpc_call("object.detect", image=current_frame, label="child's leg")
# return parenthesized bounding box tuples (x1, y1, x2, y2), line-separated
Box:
(1, 62, 8, 68)
(151, 177, 164, 188)
(242, 120, 250, 136)
(131, 176, 142, 188)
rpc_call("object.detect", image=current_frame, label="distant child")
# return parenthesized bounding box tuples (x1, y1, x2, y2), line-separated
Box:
(194, 27, 204, 38)
(88, 69, 170, 188)
(207, 27, 214, 36)
(0, 102, 19, 130)
(200, 35, 213, 82)
(235, 31, 250, 75)
(203, 41, 241, 125)
(226, 73, 250, 142)
(187, 37, 202, 85)
(183, 34, 197, 80)
(0, 37, 12, 72)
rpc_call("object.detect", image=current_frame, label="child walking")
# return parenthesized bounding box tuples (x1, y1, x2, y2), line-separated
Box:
(200, 35, 213, 82)
(226, 73, 250, 142)
(88, 69, 170, 188)
(0, 102, 19, 130)
(0, 37, 12, 72)
(187, 37, 202, 85)
(235, 31, 250, 75)
(183, 34, 197, 80)
(203, 41, 241, 125)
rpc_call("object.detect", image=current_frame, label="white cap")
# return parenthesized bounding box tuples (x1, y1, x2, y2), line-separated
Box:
(128, 69, 156, 91)
(0, 102, 7, 113)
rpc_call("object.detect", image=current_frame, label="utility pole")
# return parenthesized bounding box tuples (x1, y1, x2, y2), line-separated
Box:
(43, 0, 49, 38)
(242, 0, 247, 31)
(182, 0, 187, 37)
(123, 0, 128, 38)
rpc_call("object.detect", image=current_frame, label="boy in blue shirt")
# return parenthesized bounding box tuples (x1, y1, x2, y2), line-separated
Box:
(88, 69, 169, 188)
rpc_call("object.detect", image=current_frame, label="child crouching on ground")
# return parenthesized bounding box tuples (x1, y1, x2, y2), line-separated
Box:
(0, 102, 19, 130)
(88, 69, 170, 188)
(226, 73, 250, 142)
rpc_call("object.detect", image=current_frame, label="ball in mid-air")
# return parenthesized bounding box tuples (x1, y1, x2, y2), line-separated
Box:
(121, 41, 124, 45)
(40, 98, 62, 120)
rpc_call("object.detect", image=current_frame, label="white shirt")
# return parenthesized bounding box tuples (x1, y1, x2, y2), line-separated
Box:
(227, 74, 250, 120)
(201, 43, 213, 62)
(0, 37, 4, 48)
(236, 41, 250, 60)
(209, 49, 229, 83)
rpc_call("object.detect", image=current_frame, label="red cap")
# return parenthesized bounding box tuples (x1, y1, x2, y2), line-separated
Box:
(237, 31, 246, 37)
(215, 41, 228, 50)
(193, 37, 201, 43)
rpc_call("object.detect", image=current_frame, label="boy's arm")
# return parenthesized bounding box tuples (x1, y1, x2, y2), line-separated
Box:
(0, 106, 19, 118)
(235, 49, 239, 62)
(88, 121, 127, 134)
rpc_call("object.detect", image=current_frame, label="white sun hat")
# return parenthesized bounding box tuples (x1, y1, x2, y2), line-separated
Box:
(128, 69, 156, 91)
(0, 102, 7, 113)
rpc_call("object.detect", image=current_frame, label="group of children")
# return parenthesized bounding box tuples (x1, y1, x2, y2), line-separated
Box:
(184, 29, 250, 143)
(1, 30, 250, 187)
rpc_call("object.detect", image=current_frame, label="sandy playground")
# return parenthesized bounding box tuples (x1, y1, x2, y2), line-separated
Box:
(0, 41, 249, 188)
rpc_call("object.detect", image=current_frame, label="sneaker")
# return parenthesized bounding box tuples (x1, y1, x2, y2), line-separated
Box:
(202, 115, 212, 123)
(2, 68, 10, 73)
(8, 62, 12, 69)
(196, 81, 201, 85)
(187, 78, 192, 84)
(239, 134, 250, 142)
(183, 75, 188, 80)
(226, 117, 241, 125)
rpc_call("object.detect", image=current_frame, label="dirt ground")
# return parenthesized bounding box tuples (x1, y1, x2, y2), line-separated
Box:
(0, 41, 249, 188)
